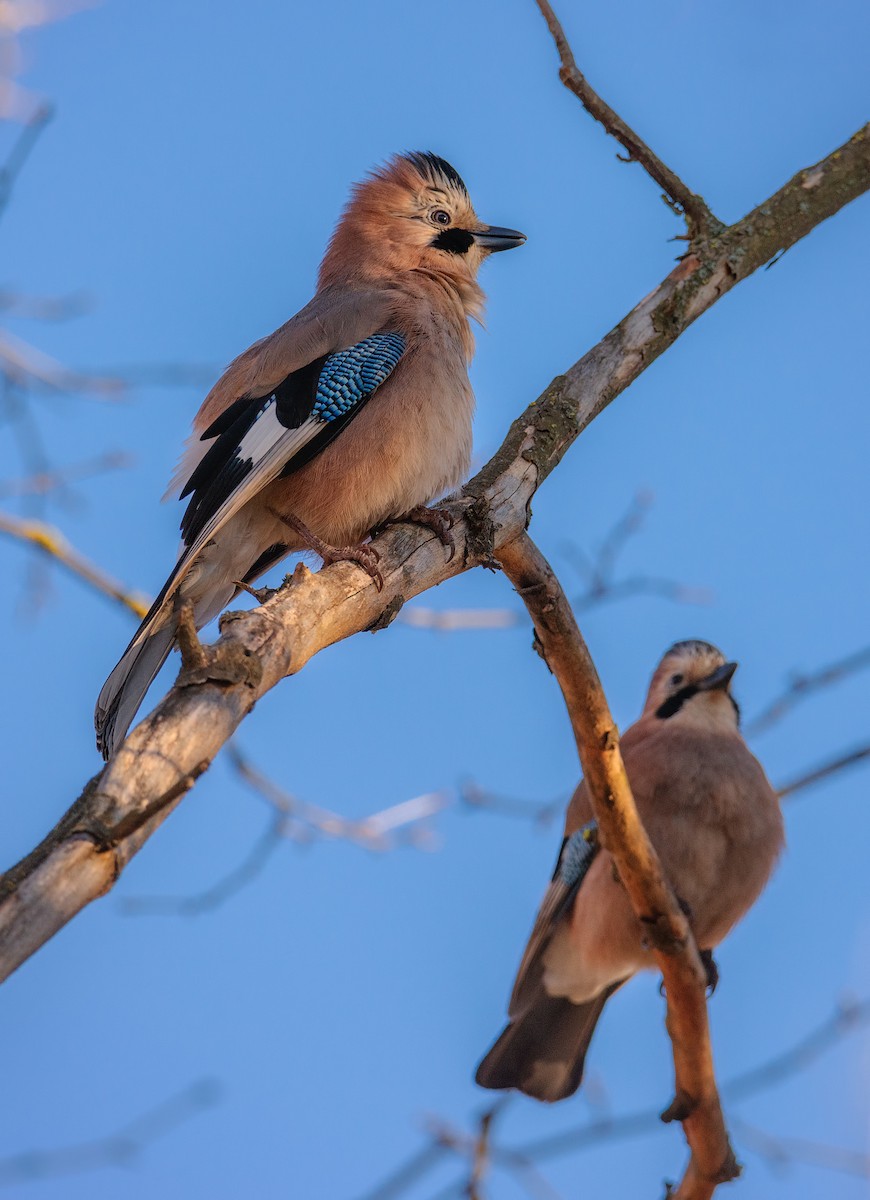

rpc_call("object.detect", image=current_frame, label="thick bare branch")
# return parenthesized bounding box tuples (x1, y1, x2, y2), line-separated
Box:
(496, 532, 734, 1199)
(534, 1, 720, 237)
(0, 125, 868, 982)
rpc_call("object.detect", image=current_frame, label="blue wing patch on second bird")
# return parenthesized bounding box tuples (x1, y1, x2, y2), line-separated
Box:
(558, 821, 599, 889)
(179, 332, 406, 546)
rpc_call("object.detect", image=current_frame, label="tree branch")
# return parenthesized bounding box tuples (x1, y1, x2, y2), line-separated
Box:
(362, 997, 870, 1196)
(0, 125, 868, 983)
(745, 645, 870, 736)
(534, 1, 720, 238)
(496, 532, 734, 1199)
(0, 510, 150, 618)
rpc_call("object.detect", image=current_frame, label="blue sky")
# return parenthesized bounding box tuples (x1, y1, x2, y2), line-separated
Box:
(1, 1, 869, 1197)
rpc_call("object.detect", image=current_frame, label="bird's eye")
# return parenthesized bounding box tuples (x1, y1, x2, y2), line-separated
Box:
(431, 209, 451, 226)
(670, 673, 684, 686)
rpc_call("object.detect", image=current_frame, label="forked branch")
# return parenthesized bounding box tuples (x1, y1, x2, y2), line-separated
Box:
(0, 113, 868, 987)
(534, 0, 720, 238)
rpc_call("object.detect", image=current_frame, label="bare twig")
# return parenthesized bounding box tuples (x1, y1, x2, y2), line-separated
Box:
(459, 780, 565, 827)
(227, 745, 450, 851)
(745, 645, 870, 736)
(119, 745, 450, 916)
(0, 104, 52, 216)
(777, 743, 870, 800)
(497, 532, 734, 1199)
(730, 1117, 870, 1179)
(533, 1, 720, 238)
(0, 287, 91, 321)
(398, 606, 521, 631)
(119, 816, 286, 917)
(0, 1077, 219, 1187)
(0, 329, 126, 398)
(1, 122, 868, 982)
(0, 510, 150, 617)
(362, 998, 870, 1197)
(0, 451, 132, 501)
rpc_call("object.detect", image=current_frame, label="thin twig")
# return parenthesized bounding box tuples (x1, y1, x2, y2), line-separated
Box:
(2, 120, 868, 982)
(0, 329, 126, 397)
(731, 1117, 870, 1179)
(0, 104, 52, 221)
(228, 745, 451, 851)
(0, 451, 132, 500)
(533, 1, 720, 238)
(497, 532, 735, 1200)
(745, 646, 870, 736)
(0, 510, 150, 617)
(362, 998, 870, 1197)
(777, 744, 870, 800)
(0, 1078, 219, 1187)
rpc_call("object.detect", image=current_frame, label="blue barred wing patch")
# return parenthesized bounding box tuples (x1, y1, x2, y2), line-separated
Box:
(558, 821, 599, 888)
(313, 333, 406, 422)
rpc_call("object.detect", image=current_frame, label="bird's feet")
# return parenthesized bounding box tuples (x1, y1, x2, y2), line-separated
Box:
(376, 505, 456, 561)
(699, 948, 719, 995)
(267, 507, 384, 591)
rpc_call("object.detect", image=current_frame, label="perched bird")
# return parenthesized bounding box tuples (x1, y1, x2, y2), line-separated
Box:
(95, 152, 525, 759)
(476, 640, 784, 1103)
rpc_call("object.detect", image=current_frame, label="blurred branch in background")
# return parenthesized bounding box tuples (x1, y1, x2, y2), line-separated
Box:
(745, 645, 870, 737)
(730, 1117, 870, 1181)
(360, 997, 870, 1199)
(399, 490, 711, 631)
(119, 744, 450, 917)
(564, 489, 712, 613)
(0, 0, 99, 124)
(114, 694, 870, 920)
(0, 450, 132, 502)
(0, 1078, 220, 1189)
(0, 509, 149, 617)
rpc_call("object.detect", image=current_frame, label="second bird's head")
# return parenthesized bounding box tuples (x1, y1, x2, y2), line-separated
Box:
(319, 151, 525, 289)
(644, 640, 741, 730)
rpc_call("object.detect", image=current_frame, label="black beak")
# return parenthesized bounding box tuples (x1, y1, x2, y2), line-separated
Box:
(473, 225, 527, 252)
(697, 661, 738, 692)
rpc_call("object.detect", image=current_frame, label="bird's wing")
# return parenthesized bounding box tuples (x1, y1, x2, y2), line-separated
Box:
(132, 328, 405, 649)
(176, 330, 406, 556)
(508, 821, 599, 1018)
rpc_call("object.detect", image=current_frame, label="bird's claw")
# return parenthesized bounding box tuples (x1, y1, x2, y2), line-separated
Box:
(322, 543, 384, 592)
(700, 949, 719, 995)
(394, 505, 456, 561)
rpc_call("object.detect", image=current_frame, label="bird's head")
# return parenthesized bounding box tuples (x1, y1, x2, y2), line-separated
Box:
(318, 151, 525, 294)
(643, 640, 740, 730)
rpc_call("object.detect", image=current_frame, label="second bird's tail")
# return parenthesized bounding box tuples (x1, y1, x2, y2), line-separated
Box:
(475, 983, 622, 1102)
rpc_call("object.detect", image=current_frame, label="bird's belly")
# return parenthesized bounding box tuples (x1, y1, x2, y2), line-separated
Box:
(264, 366, 474, 547)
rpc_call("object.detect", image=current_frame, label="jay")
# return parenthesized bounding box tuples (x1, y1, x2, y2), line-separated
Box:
(95, 152, 525, 759)
(476, 640, 784, 1103)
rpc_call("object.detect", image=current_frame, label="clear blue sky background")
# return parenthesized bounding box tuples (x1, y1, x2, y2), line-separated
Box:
(1, 1, 869, 1197)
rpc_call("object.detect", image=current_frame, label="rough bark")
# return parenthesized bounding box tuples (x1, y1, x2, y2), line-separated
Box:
(1, 125, 868, 992)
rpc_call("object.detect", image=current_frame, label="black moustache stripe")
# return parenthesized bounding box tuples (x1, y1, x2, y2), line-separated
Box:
(431, 228, 474, 254)
(655, 684, 699, 720)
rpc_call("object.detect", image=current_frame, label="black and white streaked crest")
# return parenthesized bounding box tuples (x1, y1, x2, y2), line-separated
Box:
(402, 151, 469, 198)
(666, 639, 724, 662)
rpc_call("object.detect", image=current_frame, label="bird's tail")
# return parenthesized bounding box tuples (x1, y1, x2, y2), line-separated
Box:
(95, 612, 177, 761)
(475, 982, 622, 1103)
(95, 565, 238, 760)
